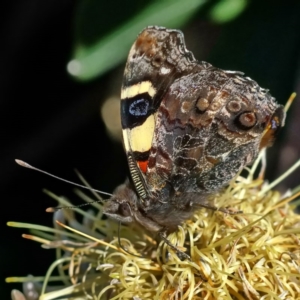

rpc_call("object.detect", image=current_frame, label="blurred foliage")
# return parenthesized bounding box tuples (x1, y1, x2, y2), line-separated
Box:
(68, 0, 248, 81)
(210, 0, 248, 23)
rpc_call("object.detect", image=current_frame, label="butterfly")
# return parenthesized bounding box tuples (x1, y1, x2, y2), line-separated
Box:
(103, 26, 285, 258)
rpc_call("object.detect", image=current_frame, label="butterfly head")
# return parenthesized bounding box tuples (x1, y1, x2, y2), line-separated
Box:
(103, 181, 137, 224)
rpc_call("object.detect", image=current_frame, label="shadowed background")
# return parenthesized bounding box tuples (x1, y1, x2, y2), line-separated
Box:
(1, 0, 300, 297)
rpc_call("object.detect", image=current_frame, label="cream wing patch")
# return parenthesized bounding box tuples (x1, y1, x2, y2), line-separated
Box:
(121, 81, 156, 99)
(122, 113, 156, 153)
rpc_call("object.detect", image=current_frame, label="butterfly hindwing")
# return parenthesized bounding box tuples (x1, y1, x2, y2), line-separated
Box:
(147, 67, 285, 200)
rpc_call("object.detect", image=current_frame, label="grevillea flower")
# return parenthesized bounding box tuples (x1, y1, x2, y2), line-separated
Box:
(7, 147, 300, 299)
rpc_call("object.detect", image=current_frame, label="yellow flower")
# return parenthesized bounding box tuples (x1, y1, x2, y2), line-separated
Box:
(7, 151, 300, 300)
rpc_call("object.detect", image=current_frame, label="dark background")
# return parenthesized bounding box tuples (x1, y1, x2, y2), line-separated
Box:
(2, 0, 300, 298)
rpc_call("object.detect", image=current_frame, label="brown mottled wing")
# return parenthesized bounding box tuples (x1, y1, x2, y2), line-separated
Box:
(147, 69, 285, 199)
(121, 26, 285, 205)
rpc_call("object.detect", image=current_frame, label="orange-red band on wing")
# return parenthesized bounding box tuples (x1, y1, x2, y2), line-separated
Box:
(138, 160, 148, 173)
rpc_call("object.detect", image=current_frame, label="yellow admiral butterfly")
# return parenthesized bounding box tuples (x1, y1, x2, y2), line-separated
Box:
(103, 26, 285, 257)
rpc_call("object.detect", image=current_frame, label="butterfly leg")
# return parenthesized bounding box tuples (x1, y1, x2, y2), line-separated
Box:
(197, 203, 243, 215)
(159, 231, 191, 261)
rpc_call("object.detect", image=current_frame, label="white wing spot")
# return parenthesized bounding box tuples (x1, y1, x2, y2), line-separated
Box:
(160, 67, 171, 74)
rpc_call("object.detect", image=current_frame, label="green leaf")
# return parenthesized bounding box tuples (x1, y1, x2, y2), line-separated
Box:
(210, 0, 248, 23)
(68, 0, 206, 81)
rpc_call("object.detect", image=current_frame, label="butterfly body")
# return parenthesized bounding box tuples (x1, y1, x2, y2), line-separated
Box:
(103, 26, 284, 234)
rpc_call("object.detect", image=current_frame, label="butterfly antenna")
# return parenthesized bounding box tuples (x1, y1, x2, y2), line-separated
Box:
(46, 201, 103, 212)
(15, 159, 113, 198)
